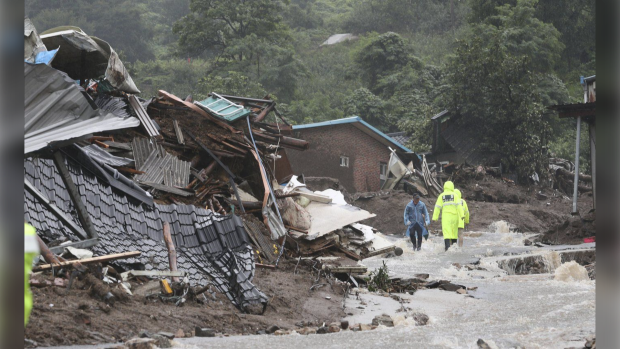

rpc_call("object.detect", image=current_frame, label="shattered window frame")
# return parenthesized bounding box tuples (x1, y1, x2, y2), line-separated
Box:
(340, 155, 350, 168)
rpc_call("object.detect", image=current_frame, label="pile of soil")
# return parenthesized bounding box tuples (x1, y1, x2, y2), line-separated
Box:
(534, 210, 596, 245)
(25, 259, 346, 347)
(350, 174, 594, 244)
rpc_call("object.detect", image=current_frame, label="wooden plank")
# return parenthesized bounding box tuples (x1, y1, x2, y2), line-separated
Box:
(173, 119, 185, 145)
(33, 251, 141, 272)
(297, 191, 332, 204)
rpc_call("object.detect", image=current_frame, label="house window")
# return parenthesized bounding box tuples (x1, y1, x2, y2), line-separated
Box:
(380, 162, 388, 186)
(340, 156, 349, 168)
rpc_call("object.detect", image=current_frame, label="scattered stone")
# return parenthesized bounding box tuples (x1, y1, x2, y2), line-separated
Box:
(524, 239, 532, 246)
(265, 325, 280, 334)
(328, 324, 341, 333)
(467, 286, 478, 291)
(138, 330, 154, 338)
(415, 273, 430, 279)
(372, 314, 394, 327)
(151, 335, 172, 348)
(297, 327, 317, 335)
(358, 324, 372, 331)
(174, 329, 185, 338)
(452, 263, 462, 269)
(317, 326, 328, 334)
(585, 335, 595, 348)
(125, 337, 157, 349)
(256, 330, 266, 335)
(425, 280, 441, 288)
(536, 192, 547, 200)
(394, 247, 403, 256)
(274, 329, 289, 336)
(340, 320, 349, 329)
(412, 313, 429, 326)
(157, 332, 175, 339)
(439, 282, 466, 292)
(24, 339, 38, 348)
(195, 327, 216, 337)
(477, 338, 499, 349)
(295, 321, 305, 328)
(456, 289, 467, 295)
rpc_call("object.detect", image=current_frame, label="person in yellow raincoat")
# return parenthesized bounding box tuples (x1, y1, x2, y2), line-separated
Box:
(25, 222, 40, 326)
(454, 189, 470, 248)
(432, 181, 464, 251)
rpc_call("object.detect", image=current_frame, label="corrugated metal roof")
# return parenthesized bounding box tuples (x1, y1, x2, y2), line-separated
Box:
(81, 144, 134, 167)
(128, 95, 161, 139)
(24, 63, 140, 154)
(293, 116, 412, 153)
(24, 157, 267, 308)
(195, 94, 252, 123)
(163, 157, 191, 188)
(134, 151, 175, 184)
(132, 137, 165, 170)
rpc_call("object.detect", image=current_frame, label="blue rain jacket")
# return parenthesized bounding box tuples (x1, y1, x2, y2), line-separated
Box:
(404, 200, 430, 238)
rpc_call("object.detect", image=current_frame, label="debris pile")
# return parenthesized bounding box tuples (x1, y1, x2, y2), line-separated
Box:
(23, 18, 395, 325)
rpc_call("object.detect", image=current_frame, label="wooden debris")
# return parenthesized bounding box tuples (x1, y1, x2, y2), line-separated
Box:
(162, 222, 180, 282)
(33, 251, 141, 272)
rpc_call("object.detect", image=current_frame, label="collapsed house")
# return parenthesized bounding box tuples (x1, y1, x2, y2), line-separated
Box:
(24, 20, 396, 311)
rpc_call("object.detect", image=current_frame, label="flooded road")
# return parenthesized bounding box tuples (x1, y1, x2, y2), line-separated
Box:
(177, 223, 595, 349)
(41, 222, 595, 349)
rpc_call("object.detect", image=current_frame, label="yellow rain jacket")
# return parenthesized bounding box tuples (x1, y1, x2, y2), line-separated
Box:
(432, 181, 463, 240)
(454, 189, 469, 229)
(25, 223, 39, 326)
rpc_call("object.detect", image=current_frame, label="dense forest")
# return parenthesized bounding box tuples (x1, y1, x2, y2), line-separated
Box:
(26, 0, 595, 180)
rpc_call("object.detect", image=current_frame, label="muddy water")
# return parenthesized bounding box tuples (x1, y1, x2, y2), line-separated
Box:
(42, 224, 595, 349)
(177, 224, 595, 349)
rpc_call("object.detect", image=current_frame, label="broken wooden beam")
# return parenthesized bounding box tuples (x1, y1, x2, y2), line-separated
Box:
(33, 251, 141, 272)
(255, 263, 276, 269)
(173, 119, 185, 145)
(36, 235, 61, 266)
(162, 222, 179, 282)
(114, 167, 145, 175)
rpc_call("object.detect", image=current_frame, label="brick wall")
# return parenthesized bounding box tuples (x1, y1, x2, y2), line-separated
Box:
(287, 124, 391, 192)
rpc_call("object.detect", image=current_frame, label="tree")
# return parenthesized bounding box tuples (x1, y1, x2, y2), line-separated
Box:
(173, 0, 290, 60)
(446, 35, 550, 182)
(343, 88, 394, 132)
(468, 0, 564, 73)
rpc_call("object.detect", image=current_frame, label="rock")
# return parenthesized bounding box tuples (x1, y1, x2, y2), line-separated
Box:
(138, 330, 154, 338)
(195, 327, 216, 337)
(414, 273, 430, 280)
(274, 330, 289, 336)
(585, 335, 595, 348)
(413, 313, 429, 326)
(328, 325, 341, 333)
(536, 192, 547, 200)
(439, 282, 465, 292)
(157, 332, 175, 339)
(151, 335, 172, 348)
(317, 326, 328, 334)
(297, 327, 317, 335)
(24, 339, 38, 348)
(295, 321, 305, 328)
(372, 314, 394, 327)
(477, 338, 499, 349)
(265, 325, 280, 334)
(452, 263, 462, 269)
(524, 239, 532, 246)
(456, 288, 467, 295)
(256, 330, 267, 335)
(358, 324, 372, 331)
(425, 280, 441, 288)
(125, 338, 157, 349)
(340, 320, 349, 329)
(174, 329, 185, 338)
(394, 247, 403, 256)
(467, 286, 478, 291)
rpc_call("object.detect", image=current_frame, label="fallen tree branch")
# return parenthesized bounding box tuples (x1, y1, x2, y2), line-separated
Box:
(33, 251, 141, 272)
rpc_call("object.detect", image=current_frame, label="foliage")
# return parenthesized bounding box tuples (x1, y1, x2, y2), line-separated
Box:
(446, 35, 550, 182)
(27, 0, 157, 62)
(197, 71, 267, 100)
(173, 0, 290, 60)
(366, 261, 392, 293)
(129, 59, 212, 99)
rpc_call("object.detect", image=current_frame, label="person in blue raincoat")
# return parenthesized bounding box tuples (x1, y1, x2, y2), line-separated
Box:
(404, 193, 430, 251)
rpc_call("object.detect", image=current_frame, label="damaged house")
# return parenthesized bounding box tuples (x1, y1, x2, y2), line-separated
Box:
(24, 19, 399, 316)
(287, 116, 414, 193)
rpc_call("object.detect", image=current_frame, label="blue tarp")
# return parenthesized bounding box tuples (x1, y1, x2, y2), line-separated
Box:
(27, 48, 58, 65)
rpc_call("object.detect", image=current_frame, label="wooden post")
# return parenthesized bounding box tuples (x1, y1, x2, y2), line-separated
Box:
(589, 121, 596, 210)
(162, 222, 179, 282)
(36, 235, 60, 265)
(572, 116, 581, 214)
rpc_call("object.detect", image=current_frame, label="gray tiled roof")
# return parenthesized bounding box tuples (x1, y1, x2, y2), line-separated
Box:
(24, 156, 267, 309)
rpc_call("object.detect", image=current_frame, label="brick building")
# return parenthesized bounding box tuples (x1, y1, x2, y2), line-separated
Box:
(287, 116, 412, 193)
